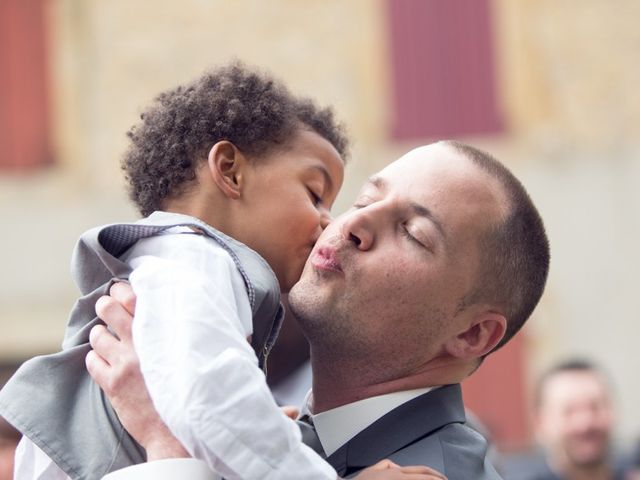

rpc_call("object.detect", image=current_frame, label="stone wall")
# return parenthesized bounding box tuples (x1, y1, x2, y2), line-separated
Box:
(2, 0, 639, 444)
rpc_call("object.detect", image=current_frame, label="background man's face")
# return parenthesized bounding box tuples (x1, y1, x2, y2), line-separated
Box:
(289, 143, 507, 377)
(536, 371, 614, 469)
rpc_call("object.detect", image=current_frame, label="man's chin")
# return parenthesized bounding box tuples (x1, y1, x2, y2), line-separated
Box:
(288, 277, 319, 312)
(289, 275, 338, 321)
(293, 265, 333, 292)
(289, 271, 311, 297)
(567, 444, 609, 469)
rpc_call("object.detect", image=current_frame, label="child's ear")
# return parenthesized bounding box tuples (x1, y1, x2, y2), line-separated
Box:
(444, 311, 507, 360)
(206, 141, 246, 199)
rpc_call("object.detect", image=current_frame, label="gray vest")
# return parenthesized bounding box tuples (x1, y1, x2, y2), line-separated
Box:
(0, 211, 284, 479)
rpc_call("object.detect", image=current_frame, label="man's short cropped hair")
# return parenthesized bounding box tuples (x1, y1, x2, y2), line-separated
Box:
(444, 140, 550, 354)
(122, 62, 349, 216)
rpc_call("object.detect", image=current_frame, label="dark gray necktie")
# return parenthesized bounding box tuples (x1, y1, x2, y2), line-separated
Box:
(297, 415, 326, 458)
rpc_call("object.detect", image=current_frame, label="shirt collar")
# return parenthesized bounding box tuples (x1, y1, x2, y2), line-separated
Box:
(304, 388, 432, 457)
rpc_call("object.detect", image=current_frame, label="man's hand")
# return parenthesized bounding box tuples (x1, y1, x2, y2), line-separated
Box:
(352, 459, 447, 480)
(85, 281, 189, 461)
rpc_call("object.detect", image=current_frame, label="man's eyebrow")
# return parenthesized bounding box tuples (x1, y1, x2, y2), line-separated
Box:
(369, 176, 446, 240)
(367, 175, 387, 191)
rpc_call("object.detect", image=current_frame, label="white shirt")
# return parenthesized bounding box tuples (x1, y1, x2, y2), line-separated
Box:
(311, 387, 432, 456)
(101, 388, 436, 480)
(15, 226, 335, 480)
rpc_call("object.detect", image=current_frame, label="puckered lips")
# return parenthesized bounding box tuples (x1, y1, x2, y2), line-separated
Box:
(310, 245, 343, 273)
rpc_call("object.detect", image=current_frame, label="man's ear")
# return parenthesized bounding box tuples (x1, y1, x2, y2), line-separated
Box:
(444, 312, 507, 360)
(206, 141, 246, 200)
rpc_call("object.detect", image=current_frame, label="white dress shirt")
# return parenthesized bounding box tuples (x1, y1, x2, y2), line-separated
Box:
(14, 228, 335, 480)
(101, 387, 436, 480)
(310, 388, 433, 456)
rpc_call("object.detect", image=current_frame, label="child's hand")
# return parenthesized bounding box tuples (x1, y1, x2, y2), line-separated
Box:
(350, 459, 447, 480)
(281, 405, 300, 420)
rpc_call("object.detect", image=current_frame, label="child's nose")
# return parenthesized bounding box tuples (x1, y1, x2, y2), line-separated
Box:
(320, 209, 332, 230)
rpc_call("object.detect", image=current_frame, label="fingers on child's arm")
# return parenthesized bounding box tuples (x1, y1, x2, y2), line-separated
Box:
(95, 294, 134, 341)
(109, 281, 136, 315)
(89, 324, 121, 362)
(85, 349, 111, 392)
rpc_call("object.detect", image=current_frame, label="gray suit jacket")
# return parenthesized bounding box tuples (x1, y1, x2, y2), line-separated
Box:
(326, 384, 502, 479)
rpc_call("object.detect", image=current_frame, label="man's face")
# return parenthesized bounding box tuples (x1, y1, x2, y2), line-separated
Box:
(536, 371, 614, 470)
(288, 143, 507, 376)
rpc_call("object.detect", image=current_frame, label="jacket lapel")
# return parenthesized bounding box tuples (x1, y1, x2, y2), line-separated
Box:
(326, 384, 466, 476)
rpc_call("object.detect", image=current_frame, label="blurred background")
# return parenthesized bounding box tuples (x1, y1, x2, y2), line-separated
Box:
(1, 0, 639, 471)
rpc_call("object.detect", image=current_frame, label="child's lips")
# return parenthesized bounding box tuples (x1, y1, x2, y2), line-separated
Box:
(310, 246, 343, 273)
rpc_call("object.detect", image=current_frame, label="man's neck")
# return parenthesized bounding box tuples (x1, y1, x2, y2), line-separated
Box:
(309, 351, 473, 413)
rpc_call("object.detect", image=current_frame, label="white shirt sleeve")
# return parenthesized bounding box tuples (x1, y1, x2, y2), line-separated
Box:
(125, 232, 336, 480)
(101, 458, 218, 480)
(13, 437, 71, 480)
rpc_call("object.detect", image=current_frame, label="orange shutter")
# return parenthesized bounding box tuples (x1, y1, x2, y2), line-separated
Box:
(0, 0, 52, 170)
(387, 0, 503, 139)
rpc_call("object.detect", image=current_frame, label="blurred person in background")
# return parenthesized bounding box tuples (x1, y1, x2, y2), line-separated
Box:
(514, 359, 634, 480)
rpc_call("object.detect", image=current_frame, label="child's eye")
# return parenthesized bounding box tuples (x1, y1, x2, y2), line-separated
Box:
(308, 188, 322, 206)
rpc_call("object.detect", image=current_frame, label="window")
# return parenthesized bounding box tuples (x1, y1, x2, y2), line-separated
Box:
(387, 0, 503, 139)
(0, 0, 51, 170)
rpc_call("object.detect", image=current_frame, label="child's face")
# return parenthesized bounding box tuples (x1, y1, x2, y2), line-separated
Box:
(239, 129, 344, 292)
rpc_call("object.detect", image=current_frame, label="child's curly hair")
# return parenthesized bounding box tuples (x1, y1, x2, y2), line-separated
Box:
(122, 62, 349, 216)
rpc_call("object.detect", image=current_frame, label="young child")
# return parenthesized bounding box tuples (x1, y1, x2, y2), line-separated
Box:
(0, 64, 436, 480)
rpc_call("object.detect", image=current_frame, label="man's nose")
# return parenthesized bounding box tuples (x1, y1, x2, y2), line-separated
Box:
(340, 209, 374, 250)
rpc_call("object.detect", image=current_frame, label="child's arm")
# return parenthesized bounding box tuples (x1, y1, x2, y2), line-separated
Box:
(123, 233, 336, 480)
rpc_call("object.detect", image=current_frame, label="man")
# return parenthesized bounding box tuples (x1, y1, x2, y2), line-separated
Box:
(88, 140, 550, 479)
(510, 360, 631, 480)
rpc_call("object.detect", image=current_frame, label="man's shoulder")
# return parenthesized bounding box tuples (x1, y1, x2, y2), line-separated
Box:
(438, 423, 502, 478)
(390, 422, 502, 480)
